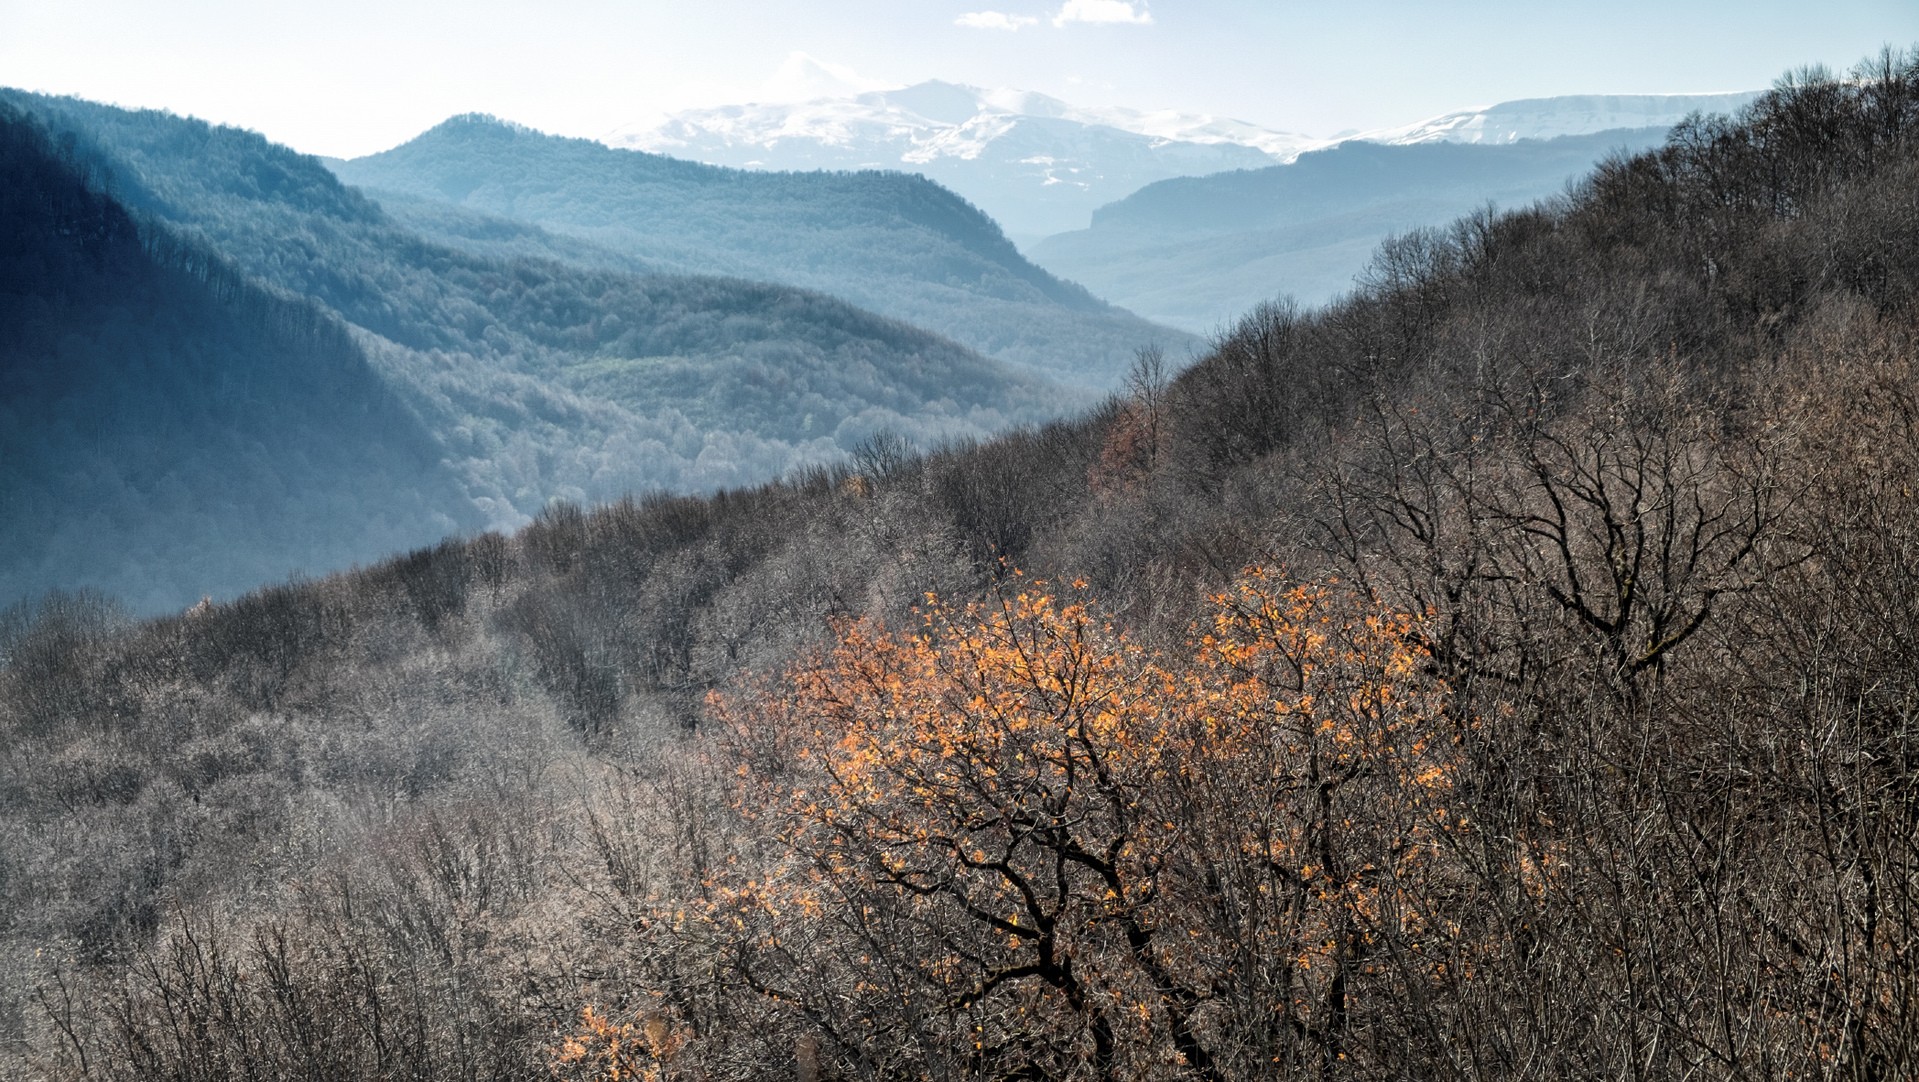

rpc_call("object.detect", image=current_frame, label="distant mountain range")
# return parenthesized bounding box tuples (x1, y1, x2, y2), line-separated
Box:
(607, 75, 1312, 241)
(1, 92, 1085, 611)
(1029, 129, 1696, 331)
(334, 114, 1190, 387)
(610, 78, 1761, 241)
(0, 79, 1770, 610)
(1354, 92, 1762, 145)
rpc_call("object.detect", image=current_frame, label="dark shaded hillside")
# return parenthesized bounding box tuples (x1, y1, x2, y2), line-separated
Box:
(1030, 128, 1672, 329)
(6, 50, 1919, 1082)
(333, 115, 1193, 386)
(0, 105, 480, 612)
(3, 91, 1073, 532)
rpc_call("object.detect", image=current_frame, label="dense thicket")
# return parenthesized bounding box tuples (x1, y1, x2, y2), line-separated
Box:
(4, 50, 1919, 1080)
(331, 114, 1193, 386)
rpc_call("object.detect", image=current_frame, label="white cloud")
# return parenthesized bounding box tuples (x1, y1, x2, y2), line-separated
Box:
(1051, 0, 1152, 26)
(758, 52, 895, 103)
(955, 10, 1040, 30)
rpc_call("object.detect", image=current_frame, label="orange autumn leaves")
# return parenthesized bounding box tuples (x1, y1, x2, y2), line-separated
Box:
(552, 1004, 685, 1082)
(696, 569, 1468, 1076)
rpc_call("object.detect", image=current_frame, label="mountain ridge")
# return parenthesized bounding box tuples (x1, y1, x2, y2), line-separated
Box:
(1354, 91, 1765, 146)
(335, 112, 1192, 386)
(1029, 128, 1683, 330)
(609, 84, 1765, 239)
(608, 79, 1302, 238)
(0, 101, 483, 612)
(1, 90, 1077, 608)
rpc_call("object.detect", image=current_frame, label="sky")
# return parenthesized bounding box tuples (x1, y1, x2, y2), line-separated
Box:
(1, 0, 1913, 159)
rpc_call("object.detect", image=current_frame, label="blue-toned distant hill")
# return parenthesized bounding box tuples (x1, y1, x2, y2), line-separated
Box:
(1029, 129, 1680, 331)
(0, 103, 482, 612)
(2, 91, 1076, 610)
(331, 115, 1193, 388)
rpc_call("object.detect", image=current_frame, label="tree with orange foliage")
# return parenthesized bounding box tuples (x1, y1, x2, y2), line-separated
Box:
(553, 1004, 685, 1082)
(709, 569, 1466, 1081)
(1177, 571, 1477, 1080)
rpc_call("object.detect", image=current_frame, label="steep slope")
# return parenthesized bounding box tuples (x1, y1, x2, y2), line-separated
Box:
(333, 114, 1194, 387)
(1029, 129, 1676, 329)
(612, 79, 1297, 239)
(0, 104, 481, 612)
(4, 91, 1071, 534)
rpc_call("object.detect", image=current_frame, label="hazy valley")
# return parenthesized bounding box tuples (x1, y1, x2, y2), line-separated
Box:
(2, 91, 1121, 611)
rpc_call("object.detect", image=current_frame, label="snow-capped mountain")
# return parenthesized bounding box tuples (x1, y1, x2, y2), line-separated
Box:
(1355, 92, 1763, 146)
(606, 79, 1309, 241)
(608, 72, 1764, 244)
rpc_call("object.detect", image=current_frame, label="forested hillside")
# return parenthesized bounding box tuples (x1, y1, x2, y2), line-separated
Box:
(0, 103, 481, 611)
(5, 51, 1919, 1082)
(1, 92, 1074, 609)
(332, 114, 1193, 386)
(1031, 128, 1674, 330)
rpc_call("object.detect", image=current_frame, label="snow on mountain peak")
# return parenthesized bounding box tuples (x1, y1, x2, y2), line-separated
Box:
(602, 79, 1764, 240)
(1356, 92, 1764, 146)
(875, 81, 989, 125)
(602, 78, 1297, 237)
(609, 78, 1315, 165)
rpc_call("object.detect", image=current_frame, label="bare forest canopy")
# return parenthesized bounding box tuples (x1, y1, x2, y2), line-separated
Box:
(5, 48, 1919, 1082)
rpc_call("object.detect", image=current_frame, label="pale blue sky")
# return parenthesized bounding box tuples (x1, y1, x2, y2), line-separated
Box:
(2, 0, 1912, 158)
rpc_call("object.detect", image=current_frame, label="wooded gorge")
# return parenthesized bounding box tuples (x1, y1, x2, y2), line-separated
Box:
(4, 51, 1919, 1080)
